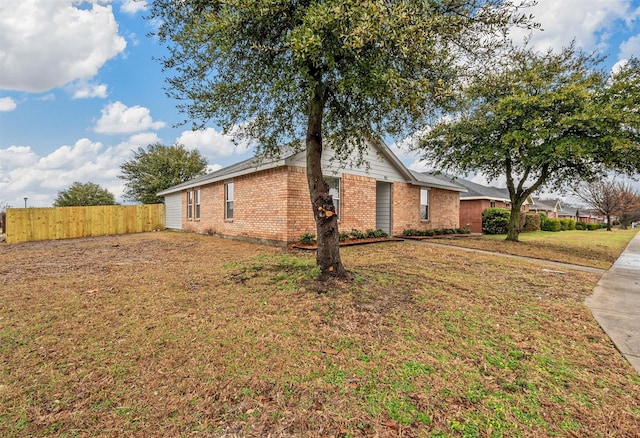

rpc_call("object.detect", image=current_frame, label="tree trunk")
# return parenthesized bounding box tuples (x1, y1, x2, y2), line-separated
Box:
(506, 203, 523, 242)
(306, 82, 350, 281)
(606, 214, 612, 231)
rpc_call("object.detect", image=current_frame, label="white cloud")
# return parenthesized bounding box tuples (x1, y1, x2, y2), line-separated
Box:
(0, 0, 126, 93)
(94, 101, 165, 134)
(511, 0, 631, 54)
(71, 81, 108, 99)
(619, 34, 640, 60)
(176, 127, 251, 159)
(0, 132, 164, 208)
(120, 0, 147, 15)
(0, 97, 17, 111)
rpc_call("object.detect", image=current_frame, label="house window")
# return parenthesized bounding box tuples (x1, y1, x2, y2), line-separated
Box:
(326, 177, 340, 219)
(187, 190, 193, 220)
(225, 182, 234, 220)
(194, 189, 201, 220)
(420, 188, 429, 221)
(490, 201, 496, 208)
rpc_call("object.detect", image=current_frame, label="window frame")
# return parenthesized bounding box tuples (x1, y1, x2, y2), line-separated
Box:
(187, 190, 194, 220)
(225, 181, 234, 220)
(194, 189, 201, 220)
(325, 176, 341, 220)
(420, 188, 429, 221)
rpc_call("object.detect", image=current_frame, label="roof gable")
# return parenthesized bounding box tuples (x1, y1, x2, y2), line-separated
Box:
(158, 139, 465, 196)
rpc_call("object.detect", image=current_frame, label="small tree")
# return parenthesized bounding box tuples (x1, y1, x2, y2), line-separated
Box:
(119, 143, 208, 204)
(574, 179, 640, 231)
(417, 45, 640, 242)
(53, 182, 116, 207)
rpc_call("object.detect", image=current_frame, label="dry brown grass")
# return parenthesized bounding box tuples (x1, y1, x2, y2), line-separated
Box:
(1, 232, 639, 437)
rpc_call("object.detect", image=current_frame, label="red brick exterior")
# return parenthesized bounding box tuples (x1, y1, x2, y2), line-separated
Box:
(460, 199, 532, 233)
(391, 184, 460, 235)
(180, 165, 460, 244)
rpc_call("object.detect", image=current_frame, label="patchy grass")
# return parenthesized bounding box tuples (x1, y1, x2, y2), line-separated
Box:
(430, 228, 639, 270)
(1, 232, 639, 437)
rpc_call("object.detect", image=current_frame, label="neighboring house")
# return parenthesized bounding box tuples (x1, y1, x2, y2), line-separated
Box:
(529, 197, 560, 218)
(537, 201, 606, 224)
(422, 173, 531, 233)
(158, 140, 465, 246)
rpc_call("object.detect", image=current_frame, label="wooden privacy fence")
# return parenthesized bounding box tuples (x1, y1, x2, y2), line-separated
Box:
(5, 204, 165, 244)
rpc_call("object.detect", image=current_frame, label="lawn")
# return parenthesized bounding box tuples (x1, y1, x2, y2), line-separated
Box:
(1, 232, 639, 437)
(426, 228, 639, 270)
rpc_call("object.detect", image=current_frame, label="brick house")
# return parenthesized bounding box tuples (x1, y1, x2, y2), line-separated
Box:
(158, 140, 464, 245)
(422, 173, 532, 233)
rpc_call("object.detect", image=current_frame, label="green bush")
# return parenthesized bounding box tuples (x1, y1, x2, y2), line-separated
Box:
(559, 218, 576, 231)
(522, 213, 541, 232)
(575, 221, 587, 230)
(339, 231, 350, 241)
(482, 208, 510, 235)
(541, 218, 561, 232)
(587, 223, 600, 231)
(350, 229, 367, 239)
(299, 232, 316, 244)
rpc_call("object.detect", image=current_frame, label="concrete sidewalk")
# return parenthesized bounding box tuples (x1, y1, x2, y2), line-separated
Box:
(585, 231, 640, 374)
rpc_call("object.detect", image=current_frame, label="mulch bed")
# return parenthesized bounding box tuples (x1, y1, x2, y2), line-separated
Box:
(290, 237, 404, 250)
(399, 233, 482, 240)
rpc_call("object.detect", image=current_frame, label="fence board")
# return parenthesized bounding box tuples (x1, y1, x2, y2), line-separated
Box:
(5, 204, 165, 244)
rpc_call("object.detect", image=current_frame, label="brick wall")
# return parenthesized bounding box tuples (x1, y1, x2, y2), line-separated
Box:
(391, 184, 459, 235)
(460, 199, 512, 233)
(285, 167, 378, 241)
(178, 164, 460, 244)
(182, 167, 290, 244)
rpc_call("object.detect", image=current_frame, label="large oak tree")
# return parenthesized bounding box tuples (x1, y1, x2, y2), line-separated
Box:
(417, 46, 640, 241)
(148, 0, 535, 279)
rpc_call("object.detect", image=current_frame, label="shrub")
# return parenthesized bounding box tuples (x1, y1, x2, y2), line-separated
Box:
(456, 227, 471, 234)
(522, 213, 541, 232)
(299, 232, 316, 244)
(587, 223, 601, 231)
(350, 229, 367, 239)
(575, 221, 587, 230)
(482, 208, 510, 235)
(559, 218, 576, 231)
(541, 218, 561, 232)
(339, 231, 350, 241)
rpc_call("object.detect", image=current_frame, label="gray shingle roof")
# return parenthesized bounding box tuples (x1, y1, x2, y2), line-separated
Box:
(158, 141, 467, 196)
(418, 173, 510, 201)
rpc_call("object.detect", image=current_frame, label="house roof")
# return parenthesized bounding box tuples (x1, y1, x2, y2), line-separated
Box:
(418, 173, 513, 202)
(530, 197, 559, 212)
(158, 140, 466, 196)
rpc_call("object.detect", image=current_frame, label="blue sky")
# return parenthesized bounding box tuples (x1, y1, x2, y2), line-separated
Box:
(1, 0, 639, 208)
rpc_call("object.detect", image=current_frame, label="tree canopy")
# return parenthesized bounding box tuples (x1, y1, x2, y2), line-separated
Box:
(53, 182, 116, 207)
(417, 45, 640, 241)
(119, 143, 208, 204)
(148, 0, 536, 278)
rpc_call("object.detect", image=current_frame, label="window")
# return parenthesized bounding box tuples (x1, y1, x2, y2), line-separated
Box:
(490, 201, 496, 208)
(325, 177, 340, 219)
(187, 190, 193, 220)
(420, 188, 429, 221)
(194, 189, 201, 220)
(225, 182, 234, 220)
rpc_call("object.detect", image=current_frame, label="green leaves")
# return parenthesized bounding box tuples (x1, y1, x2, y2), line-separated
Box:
(119, 143, 208, 204)
(53, 182, 116, 207)
(149, 0, 534, 153)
